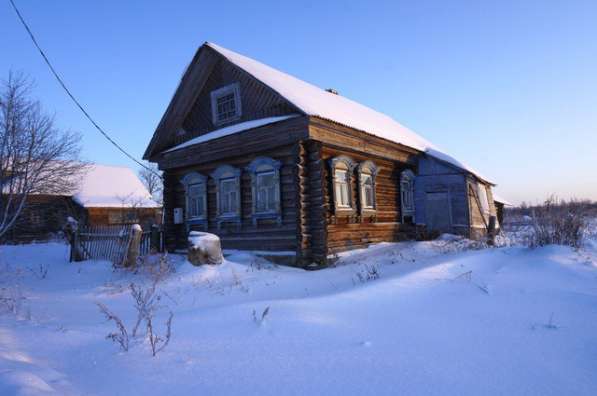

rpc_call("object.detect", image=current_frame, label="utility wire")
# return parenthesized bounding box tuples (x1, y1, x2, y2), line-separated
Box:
(8, 0, 160, 177)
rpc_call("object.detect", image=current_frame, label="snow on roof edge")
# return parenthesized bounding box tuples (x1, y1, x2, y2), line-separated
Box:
(492, 194, 513, 206)
(205, 42, 494, 184)
(164, 114, 299, 153)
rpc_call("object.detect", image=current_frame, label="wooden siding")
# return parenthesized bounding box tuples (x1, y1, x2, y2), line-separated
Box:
(156, 116, 309, 170)
(320, 144, 416, 254)
(3, 195, 85, 242)
(308, 117, 419, 165)
(180, 58, 297, 145)
(162, 144, 299, 256)
(2, 196, 161, 243)
(85, 207, 161, 230)
(144, 46, 220, 158)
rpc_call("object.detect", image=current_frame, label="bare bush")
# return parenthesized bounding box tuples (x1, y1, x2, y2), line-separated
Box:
(353, 263, 380, 284)
(147, 310, 173, 357)
(252, 306, 270, 326)
(529, 196, 587, 248)
(28, 262, 48, 279)
(97, 266, 174, 356)
(96, 302, 129, 352)
(130, 281, 160, 338)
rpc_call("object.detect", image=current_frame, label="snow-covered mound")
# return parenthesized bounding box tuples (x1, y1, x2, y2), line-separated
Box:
(0, 239, 596, 395)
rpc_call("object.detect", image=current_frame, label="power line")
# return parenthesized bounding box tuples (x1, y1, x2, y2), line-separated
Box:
(8, 0, 160, 177)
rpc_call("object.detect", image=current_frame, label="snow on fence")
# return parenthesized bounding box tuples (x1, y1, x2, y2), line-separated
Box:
(71, 224, 163, 265)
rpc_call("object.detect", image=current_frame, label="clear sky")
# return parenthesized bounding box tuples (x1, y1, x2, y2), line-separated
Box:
(2, 0, 596, 205)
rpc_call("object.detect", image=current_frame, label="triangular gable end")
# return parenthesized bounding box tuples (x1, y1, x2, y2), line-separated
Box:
(143, 43, 304, 159)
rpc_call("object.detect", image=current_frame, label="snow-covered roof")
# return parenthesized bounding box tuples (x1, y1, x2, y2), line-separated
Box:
(165, 115, 299, 153)
(205, 42, 493, 184)
(73, 164, 160, 208)
(492, 194, 513, 206)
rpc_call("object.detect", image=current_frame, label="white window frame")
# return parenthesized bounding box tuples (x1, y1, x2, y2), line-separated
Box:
(219, 177, 239, 216)
(246, 157, 282, 225)
(181, 172, 207, 221)
(400, 169, 415, 222)
(329, 156, 356, 213)
(335, 169, 351, 208)
(210, 83, 242, 125)
(210, 165, 241, 229)
(357, 161, 378, 213)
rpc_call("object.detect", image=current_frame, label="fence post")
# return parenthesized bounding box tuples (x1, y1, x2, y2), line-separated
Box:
(150, 224, 161, 253)
(65, 217, 83, 262)
(124, 224, 143, 267)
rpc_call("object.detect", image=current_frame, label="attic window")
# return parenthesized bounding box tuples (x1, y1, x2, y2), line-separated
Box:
(211, 83, 242, 125)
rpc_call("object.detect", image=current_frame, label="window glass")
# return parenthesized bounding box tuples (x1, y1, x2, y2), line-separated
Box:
(335, 169, 350, 207)
(255, 171, 276, 213)
(220, 178, 238, 215)
(362, 173, 374, 208)
(187, 183, 204, 218)
(216, 93, 236, 122)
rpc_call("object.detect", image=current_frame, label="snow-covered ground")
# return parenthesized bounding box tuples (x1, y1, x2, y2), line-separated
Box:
(1, 234, 597, 395)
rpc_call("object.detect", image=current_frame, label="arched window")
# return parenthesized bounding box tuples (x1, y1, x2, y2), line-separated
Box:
(400, 169, 415, 223)
(329, 156, 356, 212)
(246, 157, 282, 225)
(210, 165, 241, 228)
(181, 172, 207, 228)
(357, 161, 378, 212)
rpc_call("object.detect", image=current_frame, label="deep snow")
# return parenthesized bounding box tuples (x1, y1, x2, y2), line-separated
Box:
(1, 237, 596, 395)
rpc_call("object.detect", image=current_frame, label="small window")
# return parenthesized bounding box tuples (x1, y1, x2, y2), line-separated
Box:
(400, 170, 415, 222)
(335, 169, 351, 208)
(219, 177, 238, 216)
(246, 157, 282, 225)
(187, 183, 205, 218)
(211, 165, 241, 228)
(357, 161, 378, 212)
(181, 172, 207, 222)
(210, 83, 242, 125)
(361, 174, 374, 209)
(330, 156, 356, 212)
(255, 171, 276, 212)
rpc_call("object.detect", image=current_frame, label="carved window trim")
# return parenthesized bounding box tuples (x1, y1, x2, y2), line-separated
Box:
(181, 172, 208, 229)
(246, 157, 282, 226)
(210, 83, 242, 126)
(210, 165, 241, 229)
(329, 156, 356, 214)
(357, 160, 378, 214)
(400, 169, 416, 223)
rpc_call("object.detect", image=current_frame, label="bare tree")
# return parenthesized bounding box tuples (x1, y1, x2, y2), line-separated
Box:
(0, 72, 86, 238)
(138, 162, 162, 204)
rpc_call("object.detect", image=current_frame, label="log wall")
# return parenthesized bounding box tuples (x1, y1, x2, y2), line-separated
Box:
(162, 144, 299, 257)
(320, 144, 417, 254)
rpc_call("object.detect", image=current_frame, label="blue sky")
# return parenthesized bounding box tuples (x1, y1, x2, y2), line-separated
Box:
(2, 0, 596, 204)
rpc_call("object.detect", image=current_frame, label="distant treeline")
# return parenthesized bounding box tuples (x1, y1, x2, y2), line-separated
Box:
(505, 197, 597, 220)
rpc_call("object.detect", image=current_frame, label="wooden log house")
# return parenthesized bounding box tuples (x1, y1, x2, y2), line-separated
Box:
(144, 42, 500, 267)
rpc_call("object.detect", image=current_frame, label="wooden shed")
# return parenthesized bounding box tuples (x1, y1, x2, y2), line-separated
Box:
(3, 164, 161, 242)
(144, 42, 500, 267)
